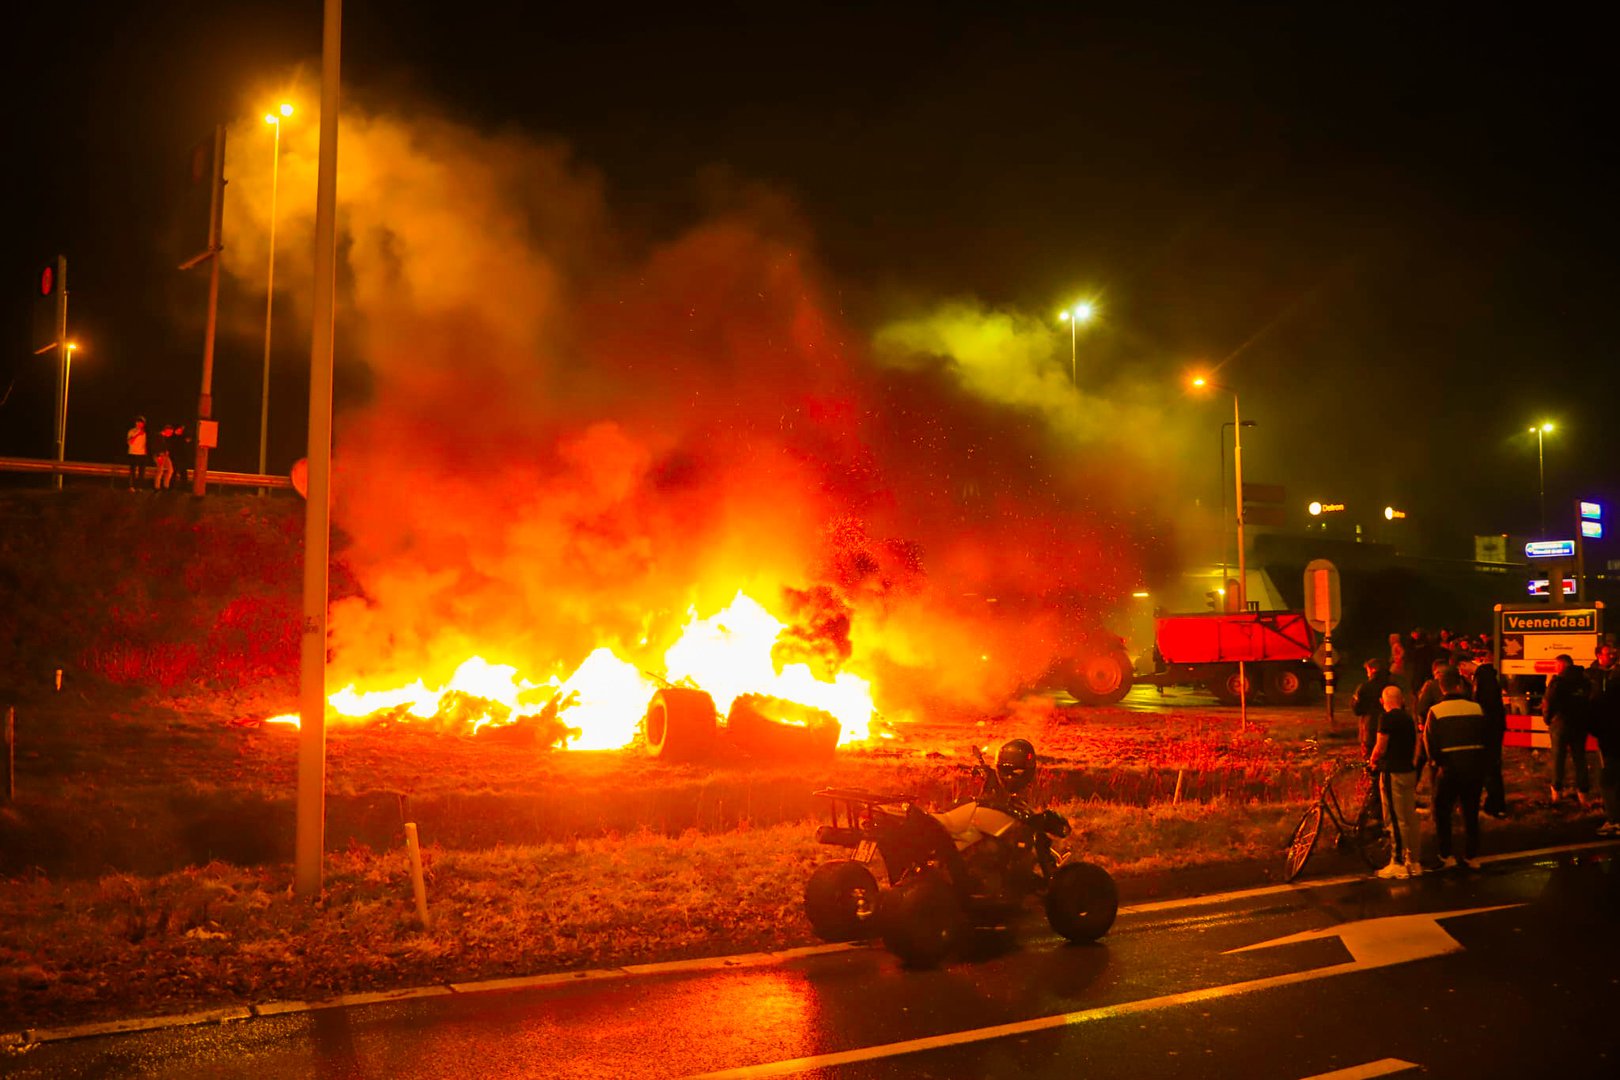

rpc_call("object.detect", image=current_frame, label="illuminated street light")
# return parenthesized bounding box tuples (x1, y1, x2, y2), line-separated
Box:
(259, 104, 294, 494)
(1057, 301, 1096, 386)
(1528, 421, 1556, 535)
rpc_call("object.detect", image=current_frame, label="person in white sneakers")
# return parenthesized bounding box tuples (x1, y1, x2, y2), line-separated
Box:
(1369, 685, 1422, 878)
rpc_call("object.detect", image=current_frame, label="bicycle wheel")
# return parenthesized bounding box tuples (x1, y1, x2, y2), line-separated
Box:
(1285, 803, 1325, 882)
(1352, 785, 1389, 869)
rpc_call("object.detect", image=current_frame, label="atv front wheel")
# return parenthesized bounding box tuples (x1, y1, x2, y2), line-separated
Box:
(881, 871, 964, 967)
(1045, 862, 1118, 943)
(804, 861, 880, 942)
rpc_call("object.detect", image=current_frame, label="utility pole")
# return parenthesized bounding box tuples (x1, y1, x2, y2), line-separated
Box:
(192, 125, 226, 497)
(49, 257, 68, 489)
(296, 0, 342, 899)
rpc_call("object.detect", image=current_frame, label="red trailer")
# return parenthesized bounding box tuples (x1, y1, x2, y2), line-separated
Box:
(1064, 610, 1320, 705)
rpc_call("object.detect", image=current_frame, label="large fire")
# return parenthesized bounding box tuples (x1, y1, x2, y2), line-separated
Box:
(264, 591, 875, 748)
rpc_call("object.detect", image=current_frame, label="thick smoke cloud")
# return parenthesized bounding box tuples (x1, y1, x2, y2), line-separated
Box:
(221, 81, 1192, 714)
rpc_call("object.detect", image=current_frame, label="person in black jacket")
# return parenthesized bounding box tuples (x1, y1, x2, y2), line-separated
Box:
(1471, 650, 1508, 817)
(1352, 658, 1393, 758)
(1543, 653, 1592, 806)
(1586, 645, 1620, 837)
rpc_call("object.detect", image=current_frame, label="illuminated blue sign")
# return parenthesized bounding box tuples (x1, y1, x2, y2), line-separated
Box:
(1582, 520, 1603, 539)
(1525, 540, 1576, 559)
(1580, 501, 1603, 520)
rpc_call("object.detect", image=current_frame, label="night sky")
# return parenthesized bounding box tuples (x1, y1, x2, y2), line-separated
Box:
(6, 3, 1614, 555)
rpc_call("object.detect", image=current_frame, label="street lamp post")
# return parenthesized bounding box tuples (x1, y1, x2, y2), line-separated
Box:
(1194, 375, 1248, 728)
(259, 103, 293, 495)
(1057, 301, 1095, 386)
(59, 343, 78, 474)
(1219, 419, 1257, 597)
(1530, 422, 1554, 535)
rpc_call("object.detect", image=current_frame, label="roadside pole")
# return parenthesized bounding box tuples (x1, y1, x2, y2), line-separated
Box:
(295, 0, 342, 899)
(1231, 392, 1248, 731)
(50, 257, 68, 490)
(191, 125, 226, 497)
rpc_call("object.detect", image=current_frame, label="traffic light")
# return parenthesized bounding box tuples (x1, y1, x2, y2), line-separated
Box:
(32, 258, 65, 354)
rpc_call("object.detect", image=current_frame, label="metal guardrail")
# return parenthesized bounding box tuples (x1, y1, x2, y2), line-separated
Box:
(0, 456, 294, 490)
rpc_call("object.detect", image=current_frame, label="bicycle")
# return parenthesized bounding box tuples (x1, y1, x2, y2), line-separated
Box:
(1284, 763, 1389, 881)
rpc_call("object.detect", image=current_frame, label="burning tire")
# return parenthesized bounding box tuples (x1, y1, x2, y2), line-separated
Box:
(1067, 649, 1133, 705)
(1045, 861, 1118, 943)
(1263, 665, 1309, 704)
(804, 860, 881, 941)
(726, 693, 840, 759)
(643, 688, 718, 760)
(881, 870, 965, 968)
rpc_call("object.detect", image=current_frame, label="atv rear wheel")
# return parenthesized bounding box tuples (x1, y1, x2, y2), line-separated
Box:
(643, 688, 718, 760)
(1045, 862, 1118, 943)
(881, 870, 964, 968)
(804, 861, 881, 942)
(1067, 649, 1133, 705)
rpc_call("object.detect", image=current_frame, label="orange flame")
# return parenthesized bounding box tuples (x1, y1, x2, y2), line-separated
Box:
(258, 590, 874, 747)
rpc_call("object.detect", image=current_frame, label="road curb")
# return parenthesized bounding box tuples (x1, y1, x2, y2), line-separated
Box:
(4, 841, 1611, 1051)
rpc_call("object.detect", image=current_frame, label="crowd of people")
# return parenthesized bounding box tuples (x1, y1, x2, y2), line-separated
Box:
(1351, 629, 1620, 880)
(124, 415, 194, 492)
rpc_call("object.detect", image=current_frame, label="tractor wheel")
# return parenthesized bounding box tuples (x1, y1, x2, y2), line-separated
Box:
(1045, 861, 1119, 942)
(1263, 666, 1310, 705)
(880, 871, 964, 968)
(1067, 650, 1134, 705)
(804, 861, 881, 942)
(643, 688, 718, 760)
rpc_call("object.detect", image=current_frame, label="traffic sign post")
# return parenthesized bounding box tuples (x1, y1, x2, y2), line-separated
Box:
(1304, 559, 1342, 729)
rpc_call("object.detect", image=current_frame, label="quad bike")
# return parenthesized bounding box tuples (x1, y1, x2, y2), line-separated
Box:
(803, 743, 1118, 966)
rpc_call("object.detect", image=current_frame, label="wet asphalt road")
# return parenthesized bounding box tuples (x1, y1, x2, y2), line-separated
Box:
(8, 848, 1616, 1080)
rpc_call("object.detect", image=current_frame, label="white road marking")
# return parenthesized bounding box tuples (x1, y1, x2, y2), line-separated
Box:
(1299, 1058, 1419, 1080)
(1119, 839, 1616, 917)
(686, 905, 1522, 1079)
(1226, 904, 1521, 966)
(687, 962, 1367, 1079)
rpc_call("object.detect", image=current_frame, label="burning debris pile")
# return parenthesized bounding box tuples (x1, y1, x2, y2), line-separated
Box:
(266, 592, 876, 754)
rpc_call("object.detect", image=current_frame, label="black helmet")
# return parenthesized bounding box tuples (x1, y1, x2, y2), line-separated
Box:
(996, 738, 1037, 793)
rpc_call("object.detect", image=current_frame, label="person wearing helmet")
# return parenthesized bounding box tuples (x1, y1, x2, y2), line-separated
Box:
(996, 738, 1038, 795)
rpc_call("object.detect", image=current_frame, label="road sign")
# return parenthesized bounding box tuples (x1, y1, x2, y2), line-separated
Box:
(1525, 540, 1575, 559)
(1303, 558, 1340, 633)
(1581, 501, 1602, 520)
(1582, 520, 1603, 539)
(1242, 482, 1286, 505)
(1495, 604, 1603, 676)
